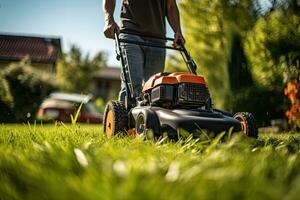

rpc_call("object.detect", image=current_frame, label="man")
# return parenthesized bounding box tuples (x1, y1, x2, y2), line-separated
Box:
(103, 0, 184, 101)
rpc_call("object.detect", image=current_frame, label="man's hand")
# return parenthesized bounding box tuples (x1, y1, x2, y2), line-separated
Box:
(166, 0, 184, 47)
(174, 32, 185, 47)
(103, 18, 120, 39)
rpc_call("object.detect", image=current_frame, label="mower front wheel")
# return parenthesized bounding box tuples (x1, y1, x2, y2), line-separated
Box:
(103, 100, 128, 137)
(135, 113, 160, 140)
(234, 112, 258, 138)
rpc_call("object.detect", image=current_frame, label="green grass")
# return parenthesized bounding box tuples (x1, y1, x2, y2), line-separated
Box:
(1, 124, 300, 200)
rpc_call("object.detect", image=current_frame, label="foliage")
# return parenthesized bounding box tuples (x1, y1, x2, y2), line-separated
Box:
(0, 59, 57, 122)
(227, 86, 285, 126)
(245, 8, 300, 87)
(243, 3, 300, 126)
(0, 76, 14, 122)
(1, 124, 300, 199)
(179, 0, 258, 108)
(165, 52, 188, 73)
(94, 98, 106, 113)
(56, 45, 107, 93)
(179, 0, 299, 126)
(227, 33, 254, 91)
(284, 80, 300, 129)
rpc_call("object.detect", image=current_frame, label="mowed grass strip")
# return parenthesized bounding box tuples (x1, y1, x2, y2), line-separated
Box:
(0, 124, 300, 200)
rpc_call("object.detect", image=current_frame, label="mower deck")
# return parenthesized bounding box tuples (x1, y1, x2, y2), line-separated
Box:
(131, 106, 242, 134)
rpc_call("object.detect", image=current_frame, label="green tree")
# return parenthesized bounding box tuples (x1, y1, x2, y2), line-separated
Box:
(56, 45, 107, 93)
(179, 0, 258, 108)
(179, 0, 299, 125)
(243, 2, 300, 126)
(245, 8, 300, 87)
(227, 32, 254, 91)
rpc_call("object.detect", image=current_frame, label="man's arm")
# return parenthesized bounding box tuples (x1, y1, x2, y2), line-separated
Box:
(166, 0, 184, 44)
(103, 0, 119, 39)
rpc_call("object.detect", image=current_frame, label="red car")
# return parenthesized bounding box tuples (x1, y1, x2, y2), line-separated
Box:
(37, 92, 103, 123)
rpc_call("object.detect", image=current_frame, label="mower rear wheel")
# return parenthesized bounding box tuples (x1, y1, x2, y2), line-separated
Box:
(103, 100, 128, 137)
(234, 112, 258, 138)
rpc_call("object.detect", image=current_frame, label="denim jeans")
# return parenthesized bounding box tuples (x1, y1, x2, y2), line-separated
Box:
(119, 33, 166, 102)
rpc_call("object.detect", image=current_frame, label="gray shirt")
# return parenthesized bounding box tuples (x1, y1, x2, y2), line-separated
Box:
(120, 0, 167, 37)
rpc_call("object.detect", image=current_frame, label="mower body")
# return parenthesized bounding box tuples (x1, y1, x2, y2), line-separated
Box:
(130, 72, 242, 135)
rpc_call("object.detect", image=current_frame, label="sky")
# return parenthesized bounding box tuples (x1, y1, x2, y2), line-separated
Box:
(0, 0, 173, 67)
(0, 0, 271, 67)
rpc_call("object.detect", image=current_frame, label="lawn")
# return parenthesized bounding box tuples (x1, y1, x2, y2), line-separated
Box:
(1, 124, 300, 200)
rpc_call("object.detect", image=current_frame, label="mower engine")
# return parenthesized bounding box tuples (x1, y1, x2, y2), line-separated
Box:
(143, 72, 210, 108)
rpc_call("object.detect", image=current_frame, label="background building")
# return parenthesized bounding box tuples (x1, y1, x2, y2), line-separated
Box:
(0, 34, 61, 73)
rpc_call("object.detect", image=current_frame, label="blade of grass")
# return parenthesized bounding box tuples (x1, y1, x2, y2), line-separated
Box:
(70, 103, 83, 125)
(205, 131, 226, 154)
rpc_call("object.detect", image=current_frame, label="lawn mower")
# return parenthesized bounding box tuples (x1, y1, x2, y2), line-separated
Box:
(103, 32, 258, 139)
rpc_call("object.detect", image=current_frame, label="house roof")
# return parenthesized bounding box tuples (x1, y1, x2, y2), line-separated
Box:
(0, 34, 61, 63)
(94, 67, 121, 80)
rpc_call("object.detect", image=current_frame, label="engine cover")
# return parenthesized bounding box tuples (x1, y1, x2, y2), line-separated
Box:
(143, 72, 210, 108)
(151, 85, 174, 105)
(176, 83, 210, 107)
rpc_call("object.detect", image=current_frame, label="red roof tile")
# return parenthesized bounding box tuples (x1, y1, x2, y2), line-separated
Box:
(0, 34, 61, 63)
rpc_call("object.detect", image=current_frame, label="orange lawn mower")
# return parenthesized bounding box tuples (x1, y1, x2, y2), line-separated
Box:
(103, 32, 258, 139)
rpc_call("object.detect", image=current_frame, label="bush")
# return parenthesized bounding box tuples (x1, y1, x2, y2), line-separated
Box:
(0, 60, 57, 123)
(0, 77, 14, 122)
(226, 86, 286, 127)
(284, 80, 300, 130)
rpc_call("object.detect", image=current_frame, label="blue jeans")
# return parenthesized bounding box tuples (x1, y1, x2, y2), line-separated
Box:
(119, 33, 166, 102)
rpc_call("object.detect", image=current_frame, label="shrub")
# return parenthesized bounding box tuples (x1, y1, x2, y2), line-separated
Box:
(1, 60, 57, 122)
(227, 86, 285, 127)
(284, 80, 300, 130)
(0, 76, 14, 122)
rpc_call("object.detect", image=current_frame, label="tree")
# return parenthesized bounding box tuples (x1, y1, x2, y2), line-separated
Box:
(243, 1, 299, 126)
(179, 0, 299, 125)
(56, 45, 107, 93)
(245, 8, 300, 87)
(227, 32, 254, 91)
(179, 0, 258, 108)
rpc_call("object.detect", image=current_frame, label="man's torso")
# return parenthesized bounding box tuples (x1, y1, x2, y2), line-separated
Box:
(120, 0, 167, 37)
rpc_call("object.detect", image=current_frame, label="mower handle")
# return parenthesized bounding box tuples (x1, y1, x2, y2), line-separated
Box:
(114, 32, 197, 75)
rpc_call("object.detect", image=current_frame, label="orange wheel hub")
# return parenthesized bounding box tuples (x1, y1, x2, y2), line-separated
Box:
(235, 116, 247, 135)
(105, 110, 114, 138)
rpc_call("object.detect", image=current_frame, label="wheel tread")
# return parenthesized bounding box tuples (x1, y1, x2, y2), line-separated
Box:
(104, 100, 128, 136)
(234, 112, 258, 138)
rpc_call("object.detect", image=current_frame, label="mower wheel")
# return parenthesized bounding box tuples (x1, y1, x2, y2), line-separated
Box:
(234, 112, 258, 138)
(135, 113, 160, 140)
(103, 100, 128, 137)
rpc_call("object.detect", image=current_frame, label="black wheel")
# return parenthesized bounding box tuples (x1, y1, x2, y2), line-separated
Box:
(135, 112, 160, 140)
(234, 112, 258, 138)
(103, 100, 128, 137)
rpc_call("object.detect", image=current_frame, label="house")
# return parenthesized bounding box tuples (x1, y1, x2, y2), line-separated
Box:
(0, 33, 120, 100)
(93, 67, 121, 100)
(0, 34, 61, 73)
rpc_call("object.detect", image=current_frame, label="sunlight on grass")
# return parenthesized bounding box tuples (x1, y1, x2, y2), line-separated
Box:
(0, 124, 300, 200)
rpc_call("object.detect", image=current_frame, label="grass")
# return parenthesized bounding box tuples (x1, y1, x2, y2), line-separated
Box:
(1, 124, 300, 200)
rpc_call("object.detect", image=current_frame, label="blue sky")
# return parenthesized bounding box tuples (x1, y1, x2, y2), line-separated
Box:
(0, 0, 173, 66)
(0, 0, 272, 66)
